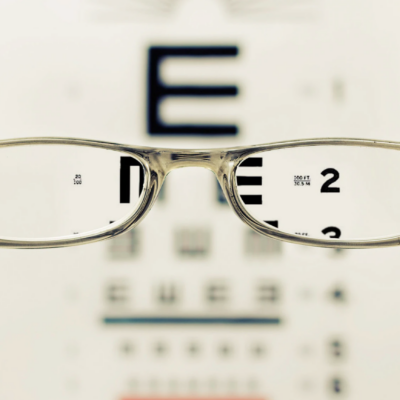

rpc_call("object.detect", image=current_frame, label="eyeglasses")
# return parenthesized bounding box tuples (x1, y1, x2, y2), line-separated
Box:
(1, 136, 400, 249)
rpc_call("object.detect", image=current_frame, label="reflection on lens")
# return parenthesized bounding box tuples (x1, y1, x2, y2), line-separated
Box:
(0, 145, 144, 239)
(237, 145, 400, 241)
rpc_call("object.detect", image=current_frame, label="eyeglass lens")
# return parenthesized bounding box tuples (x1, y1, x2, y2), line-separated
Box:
(237, 145, 400, 241)
(0, 145, 144, 239)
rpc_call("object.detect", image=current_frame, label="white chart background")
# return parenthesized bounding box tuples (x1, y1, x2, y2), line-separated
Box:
(0, 0, 398, 399)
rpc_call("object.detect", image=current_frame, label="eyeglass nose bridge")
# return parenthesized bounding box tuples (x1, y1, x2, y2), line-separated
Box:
(143, 148, 240, 212)
(154, 149, 230, 175)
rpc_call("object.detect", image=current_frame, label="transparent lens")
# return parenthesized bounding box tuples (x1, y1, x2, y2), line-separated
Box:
(0, 144, 144, 239)
(237, 145, 400, 241)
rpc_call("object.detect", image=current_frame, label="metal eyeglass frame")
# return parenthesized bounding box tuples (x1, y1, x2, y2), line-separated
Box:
(1, 136, 399, 249)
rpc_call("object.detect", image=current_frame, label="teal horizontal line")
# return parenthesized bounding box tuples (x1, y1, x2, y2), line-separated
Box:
(103, 316, 281, 325)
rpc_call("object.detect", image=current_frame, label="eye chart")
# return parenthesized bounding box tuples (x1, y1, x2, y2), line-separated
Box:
(0, 1, 398, 400)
